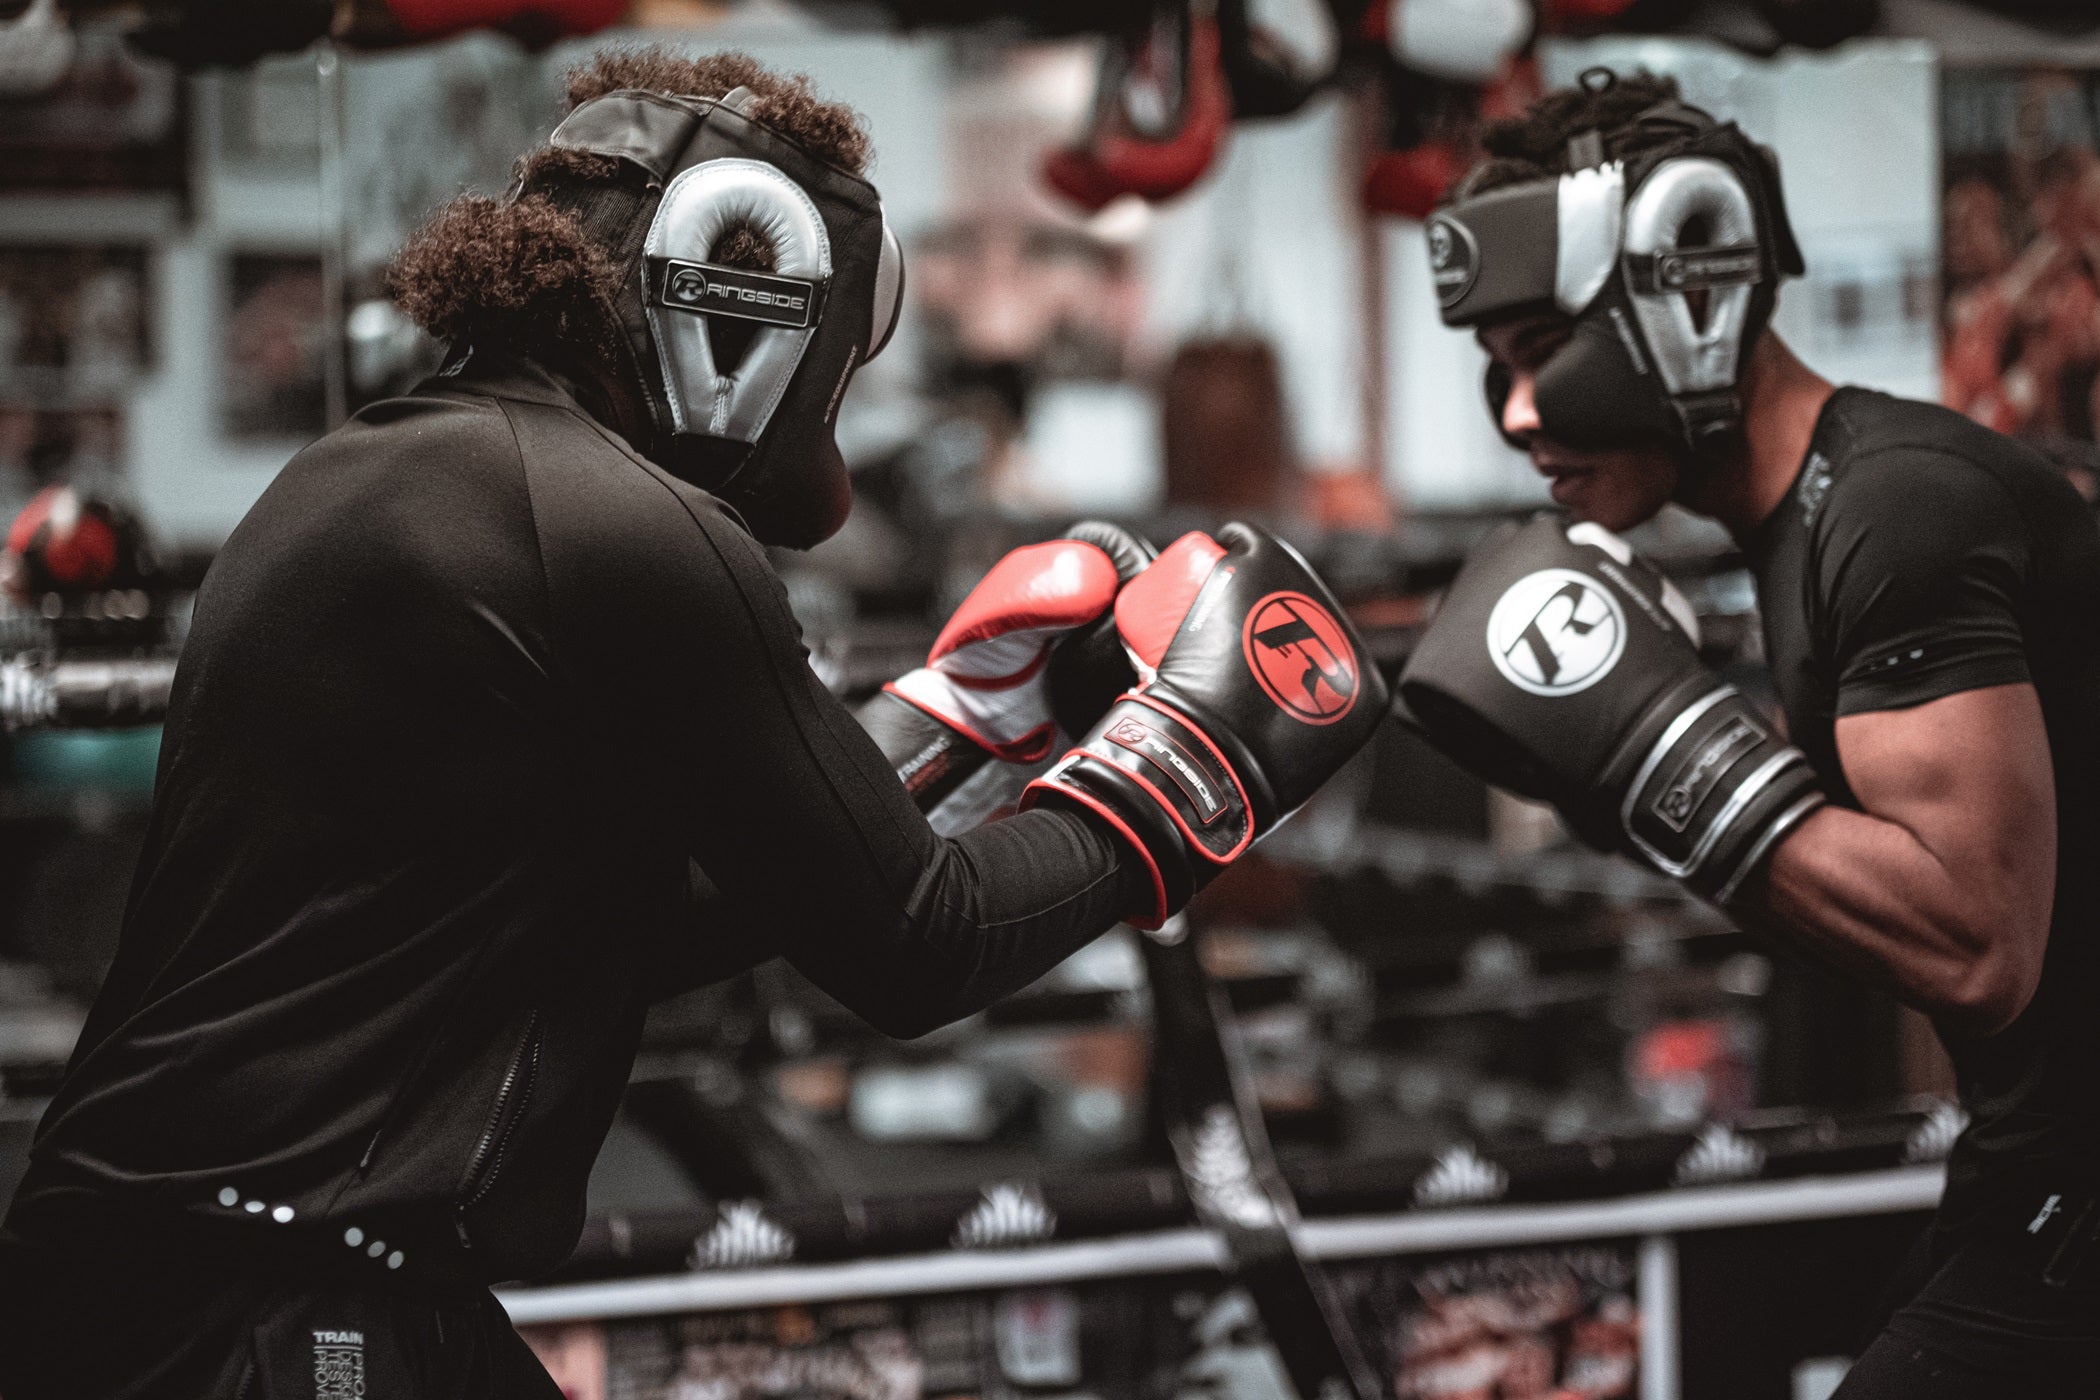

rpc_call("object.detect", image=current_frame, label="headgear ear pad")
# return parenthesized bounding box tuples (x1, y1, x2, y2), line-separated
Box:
(1526, 154, 1776, 456)
(1531, 286, 1687, 452)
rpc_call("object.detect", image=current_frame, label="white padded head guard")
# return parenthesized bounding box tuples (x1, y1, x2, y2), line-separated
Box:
(535, 86, 906, 547)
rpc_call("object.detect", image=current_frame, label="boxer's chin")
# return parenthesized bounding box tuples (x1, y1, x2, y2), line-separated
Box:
(1536, 446, 1677, 533)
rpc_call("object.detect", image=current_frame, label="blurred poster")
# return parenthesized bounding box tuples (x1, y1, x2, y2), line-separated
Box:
(340, 36, 553, 275)
(1352, 1244, 1641, 1399)
(0, 246, 151, 402)
(1942, 68, 2100, 454)
(597, 1301, 933, 1400)
(564, 1281, 1182, 1399)
(221, 253, 325, 441)
(0, 24, 184, 195)
(520, 1320, 610, 1400)
(0, 405, 120, 516)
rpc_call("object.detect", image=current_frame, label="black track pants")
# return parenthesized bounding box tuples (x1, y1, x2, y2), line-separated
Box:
(0, 1232, 561, 1400)
(1833, 1206, 2100, 1399)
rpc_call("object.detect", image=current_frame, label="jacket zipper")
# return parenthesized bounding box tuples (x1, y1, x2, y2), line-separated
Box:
(456, 1009, 543, 1241)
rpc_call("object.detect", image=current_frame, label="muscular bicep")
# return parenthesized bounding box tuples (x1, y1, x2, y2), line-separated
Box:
(1834, 682, 2055, 925)
(1754, 684, 2054, 1034)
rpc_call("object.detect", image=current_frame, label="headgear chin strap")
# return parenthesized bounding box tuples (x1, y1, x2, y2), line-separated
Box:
(530, 87, 905, 548)
(1428, 97, 1803, 464)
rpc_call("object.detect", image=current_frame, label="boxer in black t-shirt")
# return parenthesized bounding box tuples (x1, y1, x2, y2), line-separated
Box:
(1400, 71, 2100, 1393)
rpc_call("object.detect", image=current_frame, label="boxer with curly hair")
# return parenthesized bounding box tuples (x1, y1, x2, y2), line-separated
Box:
(0, 46, 1387, 1399)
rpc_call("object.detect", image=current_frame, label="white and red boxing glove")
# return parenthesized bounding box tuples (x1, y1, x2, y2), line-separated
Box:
(862, 523, 1155, 830)
(1043, 6, 1233, 211)
(1021, 524, 1389, 928)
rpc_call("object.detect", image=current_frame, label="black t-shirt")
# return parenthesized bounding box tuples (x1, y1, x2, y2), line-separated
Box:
(4, 355, 1137, 1282)
(1748, 386, 2100, 1237)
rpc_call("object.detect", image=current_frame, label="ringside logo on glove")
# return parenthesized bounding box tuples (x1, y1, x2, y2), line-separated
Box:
(1104, 712, 1230, 826)
(1241, 591, 1361, 724)
(1485, 568, 1626, 697)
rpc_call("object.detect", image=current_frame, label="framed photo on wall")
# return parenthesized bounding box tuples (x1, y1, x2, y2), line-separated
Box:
(0, 244, 152, 404)
(1942, 67, 2100, 454)
(221, 252, 325, 442)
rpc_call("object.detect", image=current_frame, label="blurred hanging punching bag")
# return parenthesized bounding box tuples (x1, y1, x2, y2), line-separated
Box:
(1160, 334, 1296, 514)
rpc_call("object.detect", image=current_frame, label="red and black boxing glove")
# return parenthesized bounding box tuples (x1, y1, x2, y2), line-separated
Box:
(861, 522, 1155, 830)
(1022, 523, 1389, 928)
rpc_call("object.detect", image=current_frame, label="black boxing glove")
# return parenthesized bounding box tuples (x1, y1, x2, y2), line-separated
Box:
(1022, 523, 1389, 928)
(1398, 515, 1824, 905)
(861, 522, 1154, 830)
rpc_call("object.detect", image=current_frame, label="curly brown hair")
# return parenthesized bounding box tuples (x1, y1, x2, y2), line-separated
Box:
(387, 45, 866, 355)
(564, 47, 869, 174)
(1455, 70, 1684, 200)
(387, 194, 614, 351)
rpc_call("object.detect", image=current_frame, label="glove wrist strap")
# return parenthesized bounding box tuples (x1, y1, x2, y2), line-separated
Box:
(1070, 695, 1254, 864)
(1615, 680, 1825, 904)
(1022, 694, 1254, 929)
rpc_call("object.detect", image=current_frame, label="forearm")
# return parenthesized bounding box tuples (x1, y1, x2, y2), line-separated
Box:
(781, 806, 1141, 1038)
(694, 643, 1140, 1039)
(1740, 805, 2041, 1035)
(837, 670, 1143, 1031)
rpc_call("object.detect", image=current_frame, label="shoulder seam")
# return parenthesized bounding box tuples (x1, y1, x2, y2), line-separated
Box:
(620, 451, 925, 905)
(1821, 440, 2028, 535)
(491, 397, 558, 648)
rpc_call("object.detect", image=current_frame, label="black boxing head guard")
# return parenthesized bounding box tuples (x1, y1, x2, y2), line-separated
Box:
(1427, 98, 1803, 462)
(532, 87, 904, 548)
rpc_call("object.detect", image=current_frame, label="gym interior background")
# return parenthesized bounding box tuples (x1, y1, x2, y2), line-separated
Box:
(0, 2, 2095, 1397)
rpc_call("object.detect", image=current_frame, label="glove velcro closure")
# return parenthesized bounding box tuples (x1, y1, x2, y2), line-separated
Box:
(1022, 694, 1253, 929)
(1608, 676, 1826, 905)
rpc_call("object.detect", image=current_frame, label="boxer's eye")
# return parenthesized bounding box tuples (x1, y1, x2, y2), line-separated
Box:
(1482, 319, 1573, 374)
(1507, 325, 1572, 371)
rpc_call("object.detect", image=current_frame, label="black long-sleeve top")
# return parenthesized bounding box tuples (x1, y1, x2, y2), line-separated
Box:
(5, 355, 1137, 1282)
